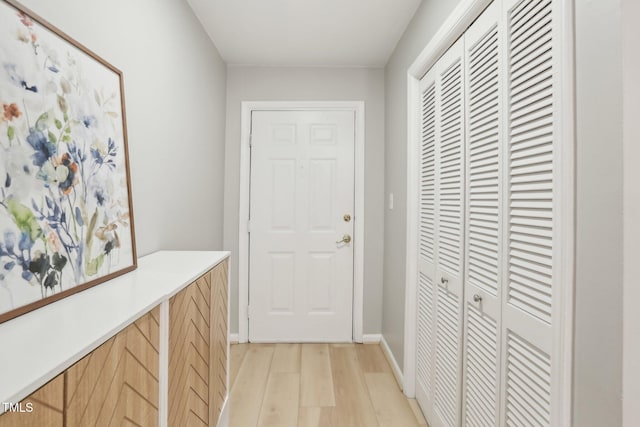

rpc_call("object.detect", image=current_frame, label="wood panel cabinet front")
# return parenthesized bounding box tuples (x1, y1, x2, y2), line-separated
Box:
(0, 374, 64, 427)
(169, 270, 212, 427)
(169, 260, 228, 427)
(209, 260, 229, 424)
(65, 307, 160, 426)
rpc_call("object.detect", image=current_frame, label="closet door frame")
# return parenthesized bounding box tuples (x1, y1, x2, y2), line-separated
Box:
(403, 0, 576, 425)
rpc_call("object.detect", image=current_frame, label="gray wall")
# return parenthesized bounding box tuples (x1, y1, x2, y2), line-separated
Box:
(623, 0, 640, 425)
(382, 0, 462, 370)
(224, 66, 385, 335)
(574, 0, 623, 425)
(19, 0, 228, 256)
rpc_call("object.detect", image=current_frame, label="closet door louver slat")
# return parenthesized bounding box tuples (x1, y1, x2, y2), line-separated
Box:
(466, 305, 500, 426)
(433, 39, 466, 427)
(417, 272, 435, 400)
(463, 2, 502, 427)
(417, 77, 437, 407)
(435, 285, 462, 427)
(415, 38, 465, 427)
(501, 0, 556, 426)
(416, 69, 438, 422)
(437, 59, 464, 278)
(420, 82, 437, 268)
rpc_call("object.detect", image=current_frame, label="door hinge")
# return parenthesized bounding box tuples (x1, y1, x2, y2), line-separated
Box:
(249, 132, 253, 147)
(247, 305, 250, 319)
(247, 219, 251, 233)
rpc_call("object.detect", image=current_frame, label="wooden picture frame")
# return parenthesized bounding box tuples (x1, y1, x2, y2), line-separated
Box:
(0, 0, 137, 323)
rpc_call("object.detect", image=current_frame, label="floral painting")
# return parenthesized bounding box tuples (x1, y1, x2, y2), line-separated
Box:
(0, 0, 136, 322)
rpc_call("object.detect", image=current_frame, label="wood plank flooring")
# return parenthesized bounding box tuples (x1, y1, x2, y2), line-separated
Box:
(229, 343, 429, 427)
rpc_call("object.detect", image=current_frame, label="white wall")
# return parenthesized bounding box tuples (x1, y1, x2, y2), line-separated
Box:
(574, 0, 623, 425)
(382, 0, 462, 370)
(18, 0, 228, 256)
(224, 66, 385, 335)
(623, 0, 640, 425)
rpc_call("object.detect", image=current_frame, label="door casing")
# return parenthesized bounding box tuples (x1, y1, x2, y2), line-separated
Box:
(238, 101, 365, 343)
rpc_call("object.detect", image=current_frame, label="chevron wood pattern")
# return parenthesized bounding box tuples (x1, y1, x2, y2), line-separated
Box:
(209, 260, 229, 425)
(0, 374, 64, 427)
(168, 261, 229, 427)
(0, 308, 160, 427)
(65, 307, 160, 427)
(169, 270, 213, 427)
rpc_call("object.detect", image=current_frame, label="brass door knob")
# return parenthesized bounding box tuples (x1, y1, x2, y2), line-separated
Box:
(336, 234, 352, 244)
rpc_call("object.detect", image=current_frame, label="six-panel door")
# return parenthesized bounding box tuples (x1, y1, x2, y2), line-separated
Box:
(249, 110, 356, 342)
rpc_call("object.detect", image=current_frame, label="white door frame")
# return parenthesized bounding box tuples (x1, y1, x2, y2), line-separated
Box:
(238, 101, 365, 344)
(403, 1, 576, 426)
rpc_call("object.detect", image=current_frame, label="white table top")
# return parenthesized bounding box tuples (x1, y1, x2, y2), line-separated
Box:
(0, 250, 230, 405)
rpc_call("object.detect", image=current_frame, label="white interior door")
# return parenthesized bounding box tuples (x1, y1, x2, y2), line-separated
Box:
(416, 37, 466, 427)
(249, 110, 355, 342)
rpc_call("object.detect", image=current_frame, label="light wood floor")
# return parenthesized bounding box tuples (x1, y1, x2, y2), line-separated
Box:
(228, 343, 429, 427)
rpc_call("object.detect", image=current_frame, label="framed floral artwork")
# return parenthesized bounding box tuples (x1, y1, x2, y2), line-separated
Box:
(0, 0, 136, 323)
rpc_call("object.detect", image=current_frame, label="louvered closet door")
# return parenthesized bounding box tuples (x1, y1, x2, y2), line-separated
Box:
(416, 37, 466, 427)
(500, 0, 560, 425)
(416, 63, 438, 423)
(434, 38, 466, 427)
(462, 2, 503, 427)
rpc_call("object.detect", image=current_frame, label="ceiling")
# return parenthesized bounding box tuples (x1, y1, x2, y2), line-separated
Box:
(186, 0, 422, 67)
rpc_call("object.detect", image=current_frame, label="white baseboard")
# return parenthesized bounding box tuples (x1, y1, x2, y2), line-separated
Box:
(216, 397, 229, 427)
(229, 333, 239, 344)
(362, 334, 382, 344)
(381, 335, 404, 390)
